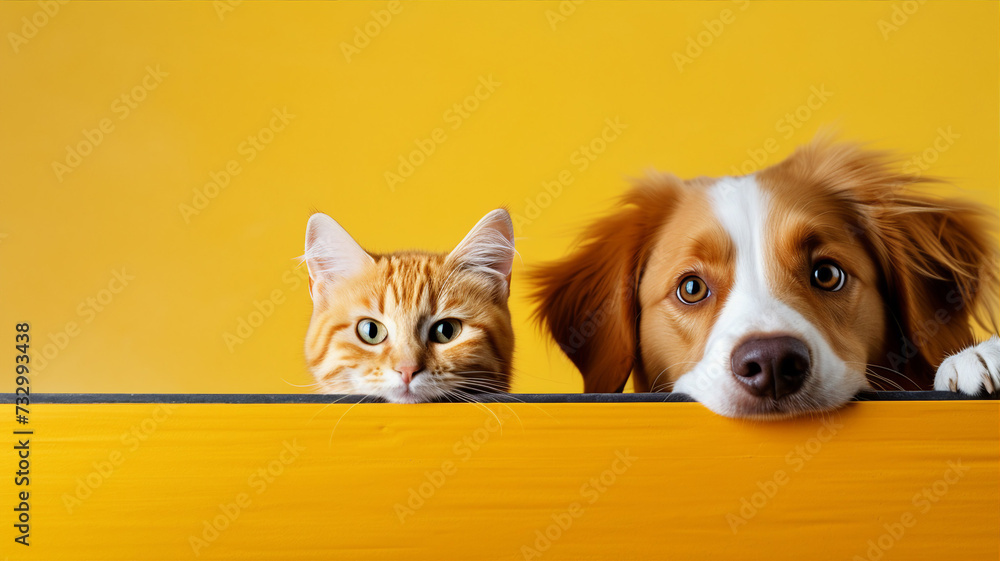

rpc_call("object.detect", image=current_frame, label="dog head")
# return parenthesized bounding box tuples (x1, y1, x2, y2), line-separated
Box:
(531, 140, 998, 417)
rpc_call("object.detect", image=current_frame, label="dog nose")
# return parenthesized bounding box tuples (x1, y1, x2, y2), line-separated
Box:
(731, 336, 810, 399)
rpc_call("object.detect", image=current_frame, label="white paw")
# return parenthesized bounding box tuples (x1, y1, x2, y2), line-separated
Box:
(934, 335, 1000, 395)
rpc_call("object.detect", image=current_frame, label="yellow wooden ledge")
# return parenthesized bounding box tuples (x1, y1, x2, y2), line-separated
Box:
(3, 394, 998, 560)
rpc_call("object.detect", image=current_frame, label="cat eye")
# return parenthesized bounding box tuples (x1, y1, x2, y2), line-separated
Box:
(430, 319, 462, 344)
(677, 275, 710, 304)
(812, 261, 846, 291)
(356, 319, 387, 345)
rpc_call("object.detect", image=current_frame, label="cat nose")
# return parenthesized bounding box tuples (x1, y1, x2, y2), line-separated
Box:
(394, 364, 422, 385)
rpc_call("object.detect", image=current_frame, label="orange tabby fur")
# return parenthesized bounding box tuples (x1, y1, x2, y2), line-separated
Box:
(303, 210, 515, 403)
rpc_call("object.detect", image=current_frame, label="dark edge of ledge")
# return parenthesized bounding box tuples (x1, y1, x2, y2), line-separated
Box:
(4, 391, 996, 404)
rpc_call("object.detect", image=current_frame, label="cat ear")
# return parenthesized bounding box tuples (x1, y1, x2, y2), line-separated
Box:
(446, 209, 516, 286)
(303, 213, 374, 300)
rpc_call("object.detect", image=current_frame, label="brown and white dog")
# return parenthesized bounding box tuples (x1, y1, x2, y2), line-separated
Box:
(531, 140, 999, 418)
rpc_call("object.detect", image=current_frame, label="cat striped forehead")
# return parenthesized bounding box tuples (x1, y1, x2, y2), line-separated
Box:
(344, 252, 504, 316)
(362, 253, 444, 313)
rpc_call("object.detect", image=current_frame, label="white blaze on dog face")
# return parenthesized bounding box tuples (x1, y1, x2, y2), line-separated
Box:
(533, 141, 998, 415)
(638, 174, 887, 418)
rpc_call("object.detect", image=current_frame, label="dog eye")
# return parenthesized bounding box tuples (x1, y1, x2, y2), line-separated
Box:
(430, 319, 462, 343)
(677, 275, 710, 304)
(356, 319, 388, 345)
(812, 261, 846, 291)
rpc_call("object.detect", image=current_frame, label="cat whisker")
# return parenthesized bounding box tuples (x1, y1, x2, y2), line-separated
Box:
(282, 377, 323, 390)
(448, 382, 517, 403)
(309, 392, 359, 422)
(447, 386, 525, 432)
(450, 389, 505, 429)
(329, 395, 372, 445)
(441, 389, 505, 431)
(448, 379, 557, 422)
(447, 378, 510, 392)
(449, 370, 509, 377)
(445, 373, 513, 395)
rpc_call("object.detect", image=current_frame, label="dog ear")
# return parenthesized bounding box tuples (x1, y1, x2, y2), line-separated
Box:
(869, 192, 999, 375)
(529, 180, 681, 392)
(767, 139, 998, 384)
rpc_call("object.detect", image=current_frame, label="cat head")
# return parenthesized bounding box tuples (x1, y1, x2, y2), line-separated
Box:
(302, 209, 516, 403)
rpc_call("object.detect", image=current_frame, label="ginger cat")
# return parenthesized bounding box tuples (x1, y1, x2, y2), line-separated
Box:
(302, 209, 515, 403)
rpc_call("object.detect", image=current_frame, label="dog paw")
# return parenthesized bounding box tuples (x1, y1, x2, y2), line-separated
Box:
(934, 335, 1000, 395)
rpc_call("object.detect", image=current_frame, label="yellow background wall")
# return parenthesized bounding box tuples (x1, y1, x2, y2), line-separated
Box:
(1, 0, 997, 394)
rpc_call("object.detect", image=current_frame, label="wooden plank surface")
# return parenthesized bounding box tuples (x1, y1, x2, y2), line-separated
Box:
(3, 398, 998, 560)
